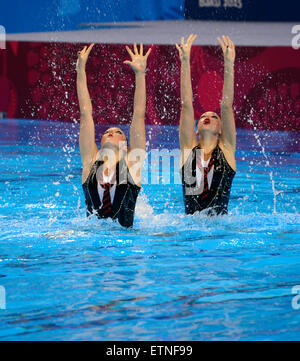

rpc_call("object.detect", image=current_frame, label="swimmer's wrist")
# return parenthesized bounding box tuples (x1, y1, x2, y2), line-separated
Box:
(135, 70, 146, 75)
(181, 56, 190, 63)
(224, 58, 234, 66)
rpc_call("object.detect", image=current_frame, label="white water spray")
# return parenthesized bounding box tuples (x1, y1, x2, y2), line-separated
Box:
(247, 110, 277, 213)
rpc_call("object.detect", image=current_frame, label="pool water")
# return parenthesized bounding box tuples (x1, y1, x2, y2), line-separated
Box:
(0, 118, 299, 340)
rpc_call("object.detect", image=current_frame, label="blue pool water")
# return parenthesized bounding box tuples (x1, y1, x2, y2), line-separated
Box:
(0, 118, 299, 340)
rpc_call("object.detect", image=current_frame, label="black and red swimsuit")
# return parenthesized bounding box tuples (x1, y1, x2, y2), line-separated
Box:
(181, 144, 235, 215)
(82, 158, 140, 228)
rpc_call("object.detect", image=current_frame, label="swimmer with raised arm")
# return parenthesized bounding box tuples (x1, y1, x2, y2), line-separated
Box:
(176, 34, 236, 215)
(76, 43, 151, 227)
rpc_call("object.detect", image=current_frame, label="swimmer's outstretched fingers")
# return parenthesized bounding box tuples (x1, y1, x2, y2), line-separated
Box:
(76, 43, 94, 72)
(175, 33, 197, 62)
(217, 35, 235, 63)
(123, 43, 151, 73)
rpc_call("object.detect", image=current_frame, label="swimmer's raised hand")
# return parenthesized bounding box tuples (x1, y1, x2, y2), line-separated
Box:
(76, 43, 94, 72)
(217, 35, 235, 64)
(176, 34, 197, 62)
(124, 43, 151, 73)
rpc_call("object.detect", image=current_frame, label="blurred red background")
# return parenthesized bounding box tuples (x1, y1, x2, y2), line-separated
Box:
(1, 41, 300, 131)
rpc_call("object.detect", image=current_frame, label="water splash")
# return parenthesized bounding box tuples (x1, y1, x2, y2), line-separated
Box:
(247, 109, 277, 213)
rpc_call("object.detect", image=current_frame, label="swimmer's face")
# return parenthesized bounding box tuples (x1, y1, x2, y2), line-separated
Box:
(196, 111, 221, 135)
(101, 127, 127, 150)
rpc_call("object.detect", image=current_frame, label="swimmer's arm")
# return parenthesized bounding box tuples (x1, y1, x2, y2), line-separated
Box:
(124, 44, 151, 152)
(124, 44, 151, 185)
(129, 71, 146, 152)
(127, 72, 146, 186)
(218, 36, 236, 152)
(76, 44, 98, 183)
(176, 35, 198, 154)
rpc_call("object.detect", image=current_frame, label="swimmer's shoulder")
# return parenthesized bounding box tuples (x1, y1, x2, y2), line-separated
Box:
(218, 140, 236, 172)
(82, 152, 99, 184)
(180, 139, 199, 168)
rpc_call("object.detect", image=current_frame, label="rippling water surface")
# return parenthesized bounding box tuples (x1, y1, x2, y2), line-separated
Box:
(0, 119, 299, 340)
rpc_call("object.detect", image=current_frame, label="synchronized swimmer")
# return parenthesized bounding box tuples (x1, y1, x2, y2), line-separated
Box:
(178, 34, 236, 216)
(76, 34, 237, 227)
(77, 43, 150, 227)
